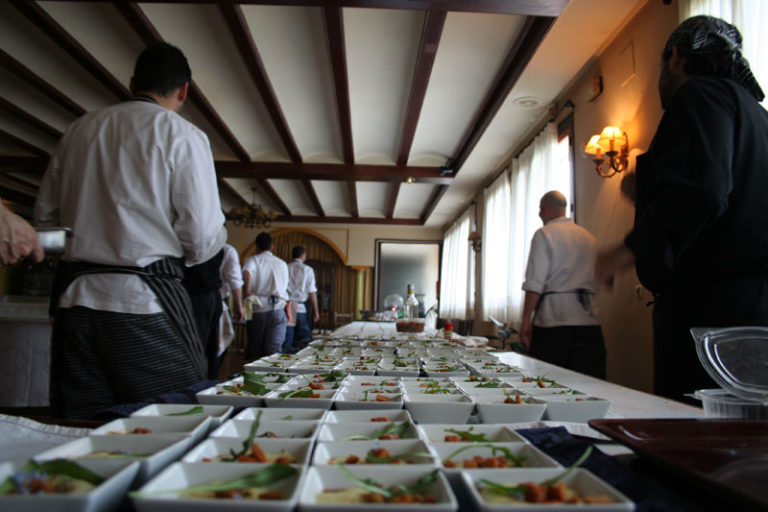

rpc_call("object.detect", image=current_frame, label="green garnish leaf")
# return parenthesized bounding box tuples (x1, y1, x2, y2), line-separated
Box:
(166, 405, 204, 416)
(408, 469, 440, 494)
(338, 463, 392, 498)
(478, 478, 525, 497)
(444, 427, 490, 442)
(38, 459, 104, 485)
(243, 372, 269, 395)
(341, 421, 412, 441)
(283, 415, 293, 421)
(234, 410, 262, 459)
(130, 464, 296, 497)
(365, 450, 434, 463)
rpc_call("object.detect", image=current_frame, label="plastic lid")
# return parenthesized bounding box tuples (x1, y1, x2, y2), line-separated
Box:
(691, 327, 768, 404)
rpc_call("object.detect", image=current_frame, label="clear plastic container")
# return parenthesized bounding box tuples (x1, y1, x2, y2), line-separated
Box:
(691, 327, 768, 419)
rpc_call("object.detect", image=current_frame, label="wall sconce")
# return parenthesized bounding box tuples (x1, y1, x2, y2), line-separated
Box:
(584, 126, 629, 178)
(468, 200, 481, 252)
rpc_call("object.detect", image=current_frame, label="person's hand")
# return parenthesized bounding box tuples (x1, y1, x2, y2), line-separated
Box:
(519, 318, 532, 351)
(232, 302, 244, 322)
(313, 311, 320, 323)
(595, 244, 635, 291)
(0, 203, 44, 266)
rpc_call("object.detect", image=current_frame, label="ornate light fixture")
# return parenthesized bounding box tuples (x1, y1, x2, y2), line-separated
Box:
(584, 126, 629, 178)
(224, 187, 277, 228)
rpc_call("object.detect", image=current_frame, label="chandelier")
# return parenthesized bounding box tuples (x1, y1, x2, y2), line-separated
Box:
(224, 187, 278, 228)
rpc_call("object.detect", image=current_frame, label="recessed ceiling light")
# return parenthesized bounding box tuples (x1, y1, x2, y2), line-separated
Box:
(514, 96, 540, 108)
(405, 176, 415, 184)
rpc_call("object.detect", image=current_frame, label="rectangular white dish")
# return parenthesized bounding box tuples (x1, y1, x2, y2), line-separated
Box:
(430, 442, 560, 470)
(130, 404, 233, 429)
(539, 396, 612, 422)
(89, 416, 210, 444)
(404, 393, 475, 424)
(311, 440, 436, 466)
(323, 409, 412, 424)
(297, 465, 457, 511)
(417, 424, 526, 444)
(316, 421, 420, 442)
(182, 438, 312, 465)
(474, 395, 547, 423)
(234, 407, 326, 422)
(210, 419, 319, 440)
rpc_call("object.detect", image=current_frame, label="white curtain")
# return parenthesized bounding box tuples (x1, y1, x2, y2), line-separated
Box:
(479, 123, 571, 326)
(678, 0, 768, 107)
(481, 172, 511, 321)
(439, 210, 471, 319)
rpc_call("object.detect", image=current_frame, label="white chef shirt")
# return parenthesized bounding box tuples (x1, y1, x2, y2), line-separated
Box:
(287, 259, 318, 313)
(220, 244, 244, 299)
(242, 251, 289, 312)
(522, 217, 599, 327)
(35, 99, 226, 314)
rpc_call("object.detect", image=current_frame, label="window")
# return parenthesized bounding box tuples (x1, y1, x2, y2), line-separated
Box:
(439, 210, 472, 319)
(481, 122, 572, 327)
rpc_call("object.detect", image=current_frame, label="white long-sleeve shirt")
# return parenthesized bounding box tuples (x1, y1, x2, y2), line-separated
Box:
(35, 98, 226, 314)
(522, 217, 599, 327)
(287, 258, 317, 313)
(220, 244, 244, 299)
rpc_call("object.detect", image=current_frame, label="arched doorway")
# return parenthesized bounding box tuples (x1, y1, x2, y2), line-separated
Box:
(243, 229, 356, 332)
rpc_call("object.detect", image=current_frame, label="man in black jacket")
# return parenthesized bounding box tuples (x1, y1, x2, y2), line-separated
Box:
(597, 16, 768, 401)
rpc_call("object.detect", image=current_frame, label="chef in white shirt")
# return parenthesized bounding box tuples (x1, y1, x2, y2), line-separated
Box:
(242, 232, 289, 359)
(284, 245, 320, 352)
(35, 42, 226, 419)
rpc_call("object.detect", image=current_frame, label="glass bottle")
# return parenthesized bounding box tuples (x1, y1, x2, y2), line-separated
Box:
(404, 283, 419, 320)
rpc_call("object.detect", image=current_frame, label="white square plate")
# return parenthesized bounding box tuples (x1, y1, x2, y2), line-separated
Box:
(209, 419, 319, 440)
(90, 416, 210, 444)
(461, 468, 634, 511)
(404, 393, 475, 424)
(312, 440, 436, 466)
(298, 465, 457, 511)
(234, 407, 327, 422)
(130, 404, 233, 429)
(0, 458, 138, 512)
(430, 442, 560, 471)
(132, 462, 301, 511)
(182, 438, 312, 465)
(323, 410, 412, 424)
(34, 434, 191, 486)
(417, 424, 526, 444)
(316, 421, 420, 442)
(539, 396, 612, 422)
(474, 395, 547, 423)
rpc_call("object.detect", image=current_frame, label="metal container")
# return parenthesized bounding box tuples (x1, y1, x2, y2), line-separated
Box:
(35, 227, 71, 254)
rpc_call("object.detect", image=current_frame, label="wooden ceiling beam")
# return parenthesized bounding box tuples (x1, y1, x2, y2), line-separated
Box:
(0, 133, 49, 159)
(276, 215, 421, 226)
(74, 1, 567, 17)
(397, 10, 446, 167)
(448, 16, 555, 175)
(220, 3, 302, 163)
(115, 2, 251, 163)
(216, 161, 452, 184)
(0, 97, 63, 140)
(324, 7, 354, 164)
(217, 178, 248, 208)
(0, 49, 86, 118)
(347, 181, 358, 218)
(301, 179, 325, 217)
(10, 0, 130, 101)
(385, 182, 400, 219)
(419, 184, 448, 224)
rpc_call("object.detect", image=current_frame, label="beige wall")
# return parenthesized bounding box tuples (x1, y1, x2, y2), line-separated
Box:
(566, 0, 678, 391)
(226, 222, 442, 267)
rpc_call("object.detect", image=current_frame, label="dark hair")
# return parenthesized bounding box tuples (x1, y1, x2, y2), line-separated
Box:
(132, 42, 191, 97)
(291, 246, 305, 259)
(255, 232, 273, 251)
(664, 16, 764, 101)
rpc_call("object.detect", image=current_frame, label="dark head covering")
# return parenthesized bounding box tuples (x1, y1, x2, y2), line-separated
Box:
(664, 15, 764, 102)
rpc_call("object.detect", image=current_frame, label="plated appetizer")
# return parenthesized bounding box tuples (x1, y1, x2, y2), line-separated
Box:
(1, 459, 103, 495)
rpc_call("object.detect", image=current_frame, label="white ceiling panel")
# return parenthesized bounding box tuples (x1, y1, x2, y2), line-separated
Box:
(355, 182, 389, 218)
(243, 5, 342, 163)
(345, 8, 424, 164)
(269, 178, 315, 216)
(0, 67, 74, 132)
(312, 180, 350, 217)
(394, 182, 435, 219)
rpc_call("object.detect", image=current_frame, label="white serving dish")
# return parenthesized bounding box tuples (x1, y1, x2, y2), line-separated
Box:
(333, 390, 404, 410)
(90, 416, 210, 444)
(404, 393, 475, 424)
(422, 368, 471, 378)
(234, 407, 327, 422)
(316, 421, 420, 442)
(323, 409, 412, 424)
(376, 366, 421, 377)
(462, 468, 634, 511)
(131, 462, 301, 511)
(342, 376, 401, 387)
(263, 388, 336, 409)
(474, 395, 547, 423)
(417, 424, 526, 444)
(430, 442, 560, 471)
(195, 384, 271, 408)
(539, 396, 612, 422)
(298, 466, 457, 511)
(312, 440, 436, 466)
(210, 419, 319, 440)
(34, 434, 190, 486)
(130, 404, 233, 429)
(182, 438, 312, 465)
(0, 458, 139, 512)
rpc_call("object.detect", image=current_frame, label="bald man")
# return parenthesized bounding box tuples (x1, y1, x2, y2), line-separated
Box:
(521, 191, 606, 378)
